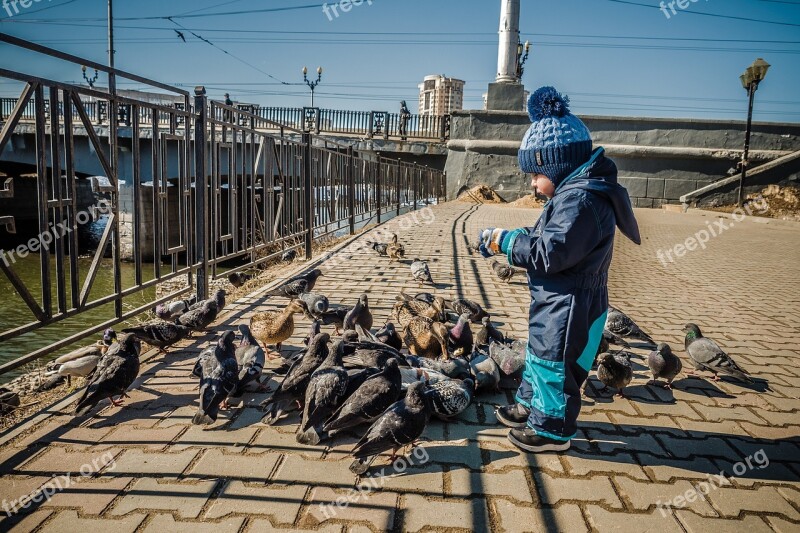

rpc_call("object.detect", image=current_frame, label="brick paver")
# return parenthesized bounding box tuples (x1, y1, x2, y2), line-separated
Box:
(1, 202, 799, 532)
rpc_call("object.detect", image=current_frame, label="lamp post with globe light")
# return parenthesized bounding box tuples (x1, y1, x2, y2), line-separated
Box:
(737, 58, 770, 207)
(303, 66, 323, 107)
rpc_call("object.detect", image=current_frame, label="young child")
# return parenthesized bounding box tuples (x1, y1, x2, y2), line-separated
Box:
(478, 86, 641, 453)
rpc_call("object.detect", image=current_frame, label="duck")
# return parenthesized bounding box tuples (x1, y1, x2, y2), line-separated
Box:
(386, 234, 405, 262)
(402, 316, 449, 360)
(41, 329, 118, 389)
(392, 294, 445, 328)
(249, 300, 306, 359)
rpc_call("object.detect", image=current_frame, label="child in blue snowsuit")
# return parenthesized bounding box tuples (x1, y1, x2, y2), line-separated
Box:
(479, 87, 641, 453)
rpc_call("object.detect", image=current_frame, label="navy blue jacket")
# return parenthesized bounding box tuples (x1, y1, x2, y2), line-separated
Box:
(506, 147, 640, 440)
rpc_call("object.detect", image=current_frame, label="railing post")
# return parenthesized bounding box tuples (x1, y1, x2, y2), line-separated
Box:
(396, 159, 401, 216)
(193, 86, 209, 300)
(413, 166, 419, 211)
(302, 132, 314, 260)
(376, 161, 382, 224)
(347, 146, 355, 235)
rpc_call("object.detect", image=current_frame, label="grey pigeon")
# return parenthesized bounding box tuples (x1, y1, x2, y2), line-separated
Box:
(155, 296, 196, 320)
(349, 380, 433, 475)
(399, 367, 451, 390)
(596, 352, 633, 397)
(469, 351, 501, 392)
(343, 294, 373, 331)
(189, 289, 226, 313)
(427, 378, 475, 420)
(488, 339, 526, 376)
(193, 331, 239, 425)
(260, 333, 331, 424)
(475, 317, 505, 348)
(606, 306, 656, 347)
(411, 258, 433, 286)
(683, 323, 752, 383)
(405, 355, 471, 381)
(230, 324, 267, 397)
(300, 292, 329, 315)
(264, 278, 308, 299)
(297, 340, 349, 445)
(445, 299, 488, 323)
(281, 249, 297, 262)
(74, 333, 141, 416)
(490, 259, 521, 283)
(366, 240, 389, 256)
(293, 268, 324, 292)
(122, 321, 191, 352)
(178, 300, 219, 332)
(324, 358, 403, 435)
(448, 313, 474, 356)
(303, 320, 322, 347)
(647, 342, 682, 389)
(228, 272, 254, 288)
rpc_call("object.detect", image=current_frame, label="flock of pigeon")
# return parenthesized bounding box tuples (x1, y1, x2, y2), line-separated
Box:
(47, 230, 753, 473)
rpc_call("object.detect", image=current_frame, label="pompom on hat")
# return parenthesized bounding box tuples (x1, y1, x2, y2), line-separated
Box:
(518, 86, 593, 187)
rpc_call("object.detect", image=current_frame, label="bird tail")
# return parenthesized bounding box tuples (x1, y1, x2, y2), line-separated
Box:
(635, 331, 657, 347)
(39, 374, 66, 391)
(349, 454, 377, 475)
(73, 393, 98, 417)
(192, 408, 215, 425)
(296, 426, 323, 445)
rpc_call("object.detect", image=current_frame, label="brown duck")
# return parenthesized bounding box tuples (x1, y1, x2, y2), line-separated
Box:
(403, 316, 449, 360)
(392, 294, 445, 328)
(250, 300, 306, 359)
(386, 234, 405, 262)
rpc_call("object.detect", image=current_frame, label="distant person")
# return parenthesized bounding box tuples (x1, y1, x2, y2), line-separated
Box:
(399, 100, 411, 140)
(224, 93, 234, 123)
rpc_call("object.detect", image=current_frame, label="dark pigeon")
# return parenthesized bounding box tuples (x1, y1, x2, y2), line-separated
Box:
(596, 351, 633, 397)
(178, 300, 218, 332)
(427, 377, 475, 420)
(343, 294, 373, 331)
(366, 240, 389, 257)
(647, 342, 682, 389)
(193, 331, 239, 425)
(122, 321, 191, 351)
(230, 324, 267, 397)
(297, 344, 350, 445)
(475, 317, 505, 348)
(376, 323, 403, 351)
(264, 278, 308, 299)
(606, 306, 656, 347)
(74, 333, 141, 416)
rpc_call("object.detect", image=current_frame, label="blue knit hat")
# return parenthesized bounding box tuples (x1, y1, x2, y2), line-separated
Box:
(518, 86, 593, 187)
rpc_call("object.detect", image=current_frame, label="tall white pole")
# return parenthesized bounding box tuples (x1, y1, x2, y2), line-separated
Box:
(496, 0, 520, 83)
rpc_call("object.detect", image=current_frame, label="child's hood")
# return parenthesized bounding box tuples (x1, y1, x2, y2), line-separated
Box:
(556, 148, 642, 245)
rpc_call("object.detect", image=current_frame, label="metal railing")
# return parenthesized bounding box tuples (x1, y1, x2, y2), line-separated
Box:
(0, 32, 446, 375)
(0, 100, 451, 141)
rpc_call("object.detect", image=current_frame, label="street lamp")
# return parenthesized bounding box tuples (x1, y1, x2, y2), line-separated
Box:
(516, 40, 531, 79)
(737, 57, 770, 207)
(303, 66, 323, 107)
(81, 65, 99, 88)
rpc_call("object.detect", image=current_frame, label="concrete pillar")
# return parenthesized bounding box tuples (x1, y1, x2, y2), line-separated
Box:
(496, 0, 520, 83)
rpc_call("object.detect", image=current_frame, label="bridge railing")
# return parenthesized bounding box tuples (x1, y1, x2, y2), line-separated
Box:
(0, 32, 446, 376)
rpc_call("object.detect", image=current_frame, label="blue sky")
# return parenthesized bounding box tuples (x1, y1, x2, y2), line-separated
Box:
(1, 0, 799, 122)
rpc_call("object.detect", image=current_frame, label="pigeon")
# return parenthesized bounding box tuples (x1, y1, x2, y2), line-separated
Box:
(230, 324, 268, 397)
(475, 317, 505, 348)
(596, 352, 633, 397)
(228, 272, 254, 288)
(445, 299, 488, 323)
(122, 321, 191, 352)
(178, 300, 219, 332)
(300, 292, 329, 315)
(410, 258, 433, 286)
(399, 367, 451, 389)
(41, 329, 117, 389)
(74, 333, 141, 416)
(488, 339, 526, 376)
(282, 249, 298, 262)
(375, 323, 403, 351)
(154, 296, 197, 321)
(427, 378, 475, 420)
(192, 331, 239, 425)
(324, 358, 403, 435)
(343, 294, 373, 331)
(263, 278, 308, 299)
(189, 289, 226, 313)
(340, 337, 405, 370)
(303, 320, 322, 347)
(683, 323, 752, 383)
(414, 292, 436, 305)
(490, 259, 521, 283)
(647, 342, 682, 389)
(366, 240, 389, 257)
(602, 329, 630, 349)
(297, 343, 350, 445)
(405, 355, 471, 380)
(605, 306, 656, 347)
(260, 333, 331, 424)
(469, 351, 501, 392)
(349, 380, 433, 475)
(294, 268, 324, 292)
(308, 307, 349, 336)
(448, 313, 474, 357)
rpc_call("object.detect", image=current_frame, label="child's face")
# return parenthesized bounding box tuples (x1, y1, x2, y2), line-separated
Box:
(531, 174, 555, 198)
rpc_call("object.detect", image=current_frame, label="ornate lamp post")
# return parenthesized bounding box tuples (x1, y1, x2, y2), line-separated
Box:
(81, 65, 99, 88)
(516, 40, 531, 79)
(737, 58, 770, 207)
(303, 66, 323, 107)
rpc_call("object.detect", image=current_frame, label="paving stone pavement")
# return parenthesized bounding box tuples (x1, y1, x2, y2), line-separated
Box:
(1, 202, 799, 532)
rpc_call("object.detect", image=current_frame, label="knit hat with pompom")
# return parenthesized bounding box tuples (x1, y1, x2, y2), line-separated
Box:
(518, 86, 593, 187)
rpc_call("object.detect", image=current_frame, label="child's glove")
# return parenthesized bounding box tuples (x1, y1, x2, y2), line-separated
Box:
(478, 228, 509, 258)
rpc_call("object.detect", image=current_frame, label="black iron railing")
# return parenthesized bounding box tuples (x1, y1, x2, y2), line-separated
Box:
(0, 32, 446, 375)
